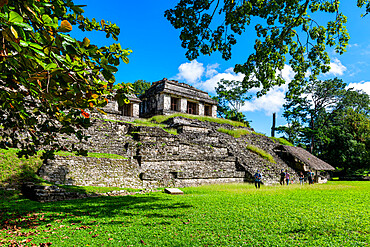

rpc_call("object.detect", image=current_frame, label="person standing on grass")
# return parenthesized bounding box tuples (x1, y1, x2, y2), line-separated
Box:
(311, 170, 316, 184)
(307, 170, 313, 185)
(254, 170, 262, 189)
(279, 169, 286, 185)
(299, 172, 304, 185)
(285, 170, 290, 185)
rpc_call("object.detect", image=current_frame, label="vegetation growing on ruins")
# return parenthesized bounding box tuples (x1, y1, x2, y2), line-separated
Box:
(1, 182, 369, 246)
(0, 148, 42, 187)
(150, 113, 248, 127)
(55, 151, 127, 159)
(0, 148, 128, 188)
(246, 144, 276, 164)
(217, 128, 250, 138)
(270, 137, 294, 146)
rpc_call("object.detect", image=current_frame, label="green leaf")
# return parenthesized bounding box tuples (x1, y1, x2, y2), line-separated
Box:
(8, 11, 23, 23)
(29, 42, 43, 50)
(59, 33, 76, 43)
(10, 26, 18, 39)
(45, 63, 58, 71)
(12, 22, 34, 31)
(9, 41, 21, 52)
(42, 14, 52, 24)
(30, 47, 46, 57)
(19, 40, 28, 47)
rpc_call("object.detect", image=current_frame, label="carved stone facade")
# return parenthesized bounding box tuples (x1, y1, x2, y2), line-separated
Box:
(139, 78, 218, 118)
(102, 93, 141, 118)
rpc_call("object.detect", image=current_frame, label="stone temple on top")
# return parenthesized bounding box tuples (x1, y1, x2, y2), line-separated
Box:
(101, 78, 218, 119)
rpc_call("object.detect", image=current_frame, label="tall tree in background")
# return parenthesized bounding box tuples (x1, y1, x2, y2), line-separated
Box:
(279, 78, 347, 153)
(317, 90, 370, 174)
(129, 80, 151, 97)
(113, 80, 151, 108)
(214, 79, 250, 126)
(278, 81, 370, 174)
(0, 0, 131, 159)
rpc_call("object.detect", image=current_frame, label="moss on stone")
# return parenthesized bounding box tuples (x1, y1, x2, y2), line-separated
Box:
(270, 137, 294, 146)
(55, 151, 127, 159)
(217, 128, 251, 138)
(246, 144, 276, 164)
(149, 113, 249, 127)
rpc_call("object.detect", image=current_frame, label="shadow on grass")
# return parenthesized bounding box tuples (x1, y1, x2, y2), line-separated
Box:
(0, 193, 193, 230)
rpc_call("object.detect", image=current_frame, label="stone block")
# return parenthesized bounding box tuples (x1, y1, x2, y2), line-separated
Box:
(164, 188, 184, 195)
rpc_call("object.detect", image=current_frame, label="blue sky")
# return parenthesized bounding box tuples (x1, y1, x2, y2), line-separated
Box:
(72, 1, 370, 135)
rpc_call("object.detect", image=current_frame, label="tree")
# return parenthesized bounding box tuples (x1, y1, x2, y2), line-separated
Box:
(278, 81, 370, 173)
(165, 1, 368, 96)
(114, 80, 151, 97)
(279, 78, 347, 153)
(213, 79, 250, 126)
(318, 99, 370, 174)
(0, 0, 132, 159)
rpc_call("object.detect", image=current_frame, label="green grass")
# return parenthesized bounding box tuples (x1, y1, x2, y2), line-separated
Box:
(217, 127, 251, 138)
(149, 113, 248, 127)
(55, 151, 127, 159)
(270, 137, 294, 146)
(246, 144, 276, 163)
(130, 119, 178, 135)
(0, 148, 43, 187)
(52, 184, 141, 194)
(0, 182, 369, 246)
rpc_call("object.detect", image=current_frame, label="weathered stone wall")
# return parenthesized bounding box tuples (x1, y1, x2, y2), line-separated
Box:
(38, 156, 142, 188)
(39, 116, 299, 189)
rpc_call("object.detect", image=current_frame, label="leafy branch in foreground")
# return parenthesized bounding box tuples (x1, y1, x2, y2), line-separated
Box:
(0, 0, 132, 159)
(165, 0, 362, 96)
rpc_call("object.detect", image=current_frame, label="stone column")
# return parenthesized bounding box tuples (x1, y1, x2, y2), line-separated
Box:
(211, 105, 217, 118)
(163, 94, 171, 111)
(180, 98, 187, 113)
(132, 103, 140, 118)
(198, 102, 205, 116)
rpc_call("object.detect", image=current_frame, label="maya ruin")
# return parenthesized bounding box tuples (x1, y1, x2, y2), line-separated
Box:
(37, 79, 335, 192)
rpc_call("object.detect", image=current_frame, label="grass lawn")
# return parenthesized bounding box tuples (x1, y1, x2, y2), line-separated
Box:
(1, 181, 369, 246)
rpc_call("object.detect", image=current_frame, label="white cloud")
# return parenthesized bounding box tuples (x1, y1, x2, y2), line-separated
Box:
(174, 60, 205, 83)
(346, 81, 370, 95)
(173, 61, 294, 115)
(198, 68, 245, 93)
(240, 84, 288, 115)
(348, 43, 359, 48)
(239, 65, 293, 115)
(326, 58, 347, 76)
(279, 64, 295, 82)
(205, 63, 220, 78)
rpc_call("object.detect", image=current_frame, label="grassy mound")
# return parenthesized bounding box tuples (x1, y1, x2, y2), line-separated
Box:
(0, 148, 43, 187)
(217, 128, 251, 138)
(149, 113, 249, 128)
(270, 137, 294, 146)
(246, 144, 276, 163)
